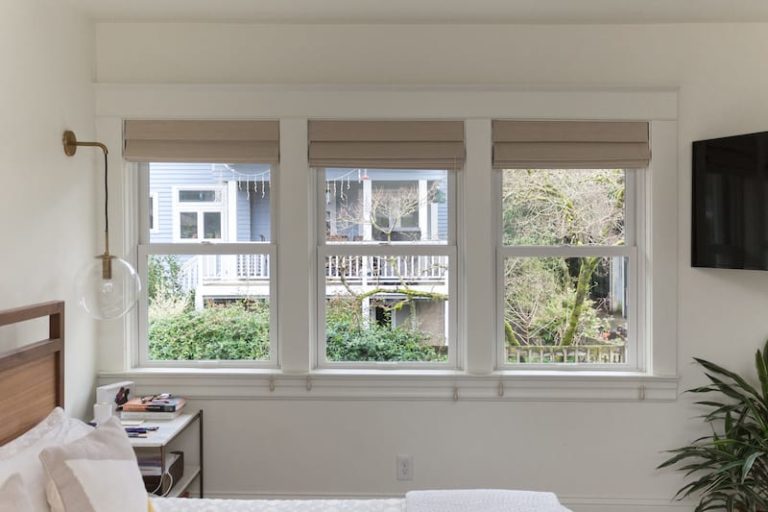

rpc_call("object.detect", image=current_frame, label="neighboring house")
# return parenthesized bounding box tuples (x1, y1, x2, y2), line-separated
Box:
(150, 164, 449, 346)
(150, 162, 272, 310)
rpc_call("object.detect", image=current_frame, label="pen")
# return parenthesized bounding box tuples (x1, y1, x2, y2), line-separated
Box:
(125, 427, 159, 433)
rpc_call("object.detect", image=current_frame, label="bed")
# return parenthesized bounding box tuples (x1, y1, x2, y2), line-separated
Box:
(0, 302, 571, 512)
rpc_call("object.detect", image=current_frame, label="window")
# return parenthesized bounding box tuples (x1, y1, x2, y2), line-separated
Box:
(317, 168, 456, 367)
(148, 192, 159, 233)
(113, 95, 677, 399)
(172, 186, 225, 241)
(139, 162, 276, 366)
(498, 168, 642, 368)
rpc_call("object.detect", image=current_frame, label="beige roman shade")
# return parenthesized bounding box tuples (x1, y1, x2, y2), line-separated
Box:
(308, 120, 465, 169)
(123, 120, 279, 163)
(492, 120, 650, 169)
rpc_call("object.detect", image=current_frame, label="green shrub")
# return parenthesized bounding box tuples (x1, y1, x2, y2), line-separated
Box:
(149, 301, 270, 360)
(149, 296, 446, 363)
(326, 323, 446, 362)
(325, 296, 446, 362)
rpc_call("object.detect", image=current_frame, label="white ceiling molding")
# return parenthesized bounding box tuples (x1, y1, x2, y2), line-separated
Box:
(66, 0, 768, 24)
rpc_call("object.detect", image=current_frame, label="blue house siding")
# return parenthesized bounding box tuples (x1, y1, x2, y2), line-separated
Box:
(236, 188, 251, 242)
(250, 187, 271, 241)
(437, 175, 448, 240)
(149, 163, 272, 244)
(149, 163, 224, 243)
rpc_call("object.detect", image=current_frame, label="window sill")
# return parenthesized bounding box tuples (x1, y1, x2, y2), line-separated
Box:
(98, 368, 678, 402)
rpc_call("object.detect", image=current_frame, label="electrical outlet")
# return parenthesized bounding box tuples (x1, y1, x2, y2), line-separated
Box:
(397, 454, 413, 481)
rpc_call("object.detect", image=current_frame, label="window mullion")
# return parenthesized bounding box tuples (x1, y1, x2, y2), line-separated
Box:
(463, 119, 496, 374)
(277, 119, 312, 373)
(143, 242, 275, 255)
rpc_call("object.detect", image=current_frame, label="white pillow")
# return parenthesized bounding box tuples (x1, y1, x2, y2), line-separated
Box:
(0, 408, 93, 512)
(0, 407, 66, 459)
(0, 473, 33, 512)
(40, 416, 148, 512)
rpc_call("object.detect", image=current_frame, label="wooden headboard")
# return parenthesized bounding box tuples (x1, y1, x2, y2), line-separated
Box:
(0, 301, 65, 445)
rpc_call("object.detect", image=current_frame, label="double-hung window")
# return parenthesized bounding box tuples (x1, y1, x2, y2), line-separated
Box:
(493, 120, 651, 370)
(309, 120, 464, 368)
(126, 120, 280, 367)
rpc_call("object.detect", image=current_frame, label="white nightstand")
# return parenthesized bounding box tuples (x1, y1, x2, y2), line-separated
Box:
(127, 410, 204, 498)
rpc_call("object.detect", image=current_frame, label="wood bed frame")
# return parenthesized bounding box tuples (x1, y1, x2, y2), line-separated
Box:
(0, 301, 65, 445)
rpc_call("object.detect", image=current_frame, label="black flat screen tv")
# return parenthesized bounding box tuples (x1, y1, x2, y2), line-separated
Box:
(692, 131, 768, 270)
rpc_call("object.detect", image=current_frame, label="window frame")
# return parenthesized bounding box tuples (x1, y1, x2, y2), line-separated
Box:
(98, 88, 679, 401)
(137, 163, 279, 369)
(494, 168, 647, 372)
(314, 168, 460, 370)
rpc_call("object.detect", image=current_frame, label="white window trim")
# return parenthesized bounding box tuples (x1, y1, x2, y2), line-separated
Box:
(95, 85, 679, 401)
(137, 165, 279, 369)
(315, 169, 459, 370)
(98, 368, 678, 402)
(495, 169, 646, 372)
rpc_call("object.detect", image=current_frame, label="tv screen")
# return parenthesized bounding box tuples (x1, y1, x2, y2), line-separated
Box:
(692, 131, 768, 270)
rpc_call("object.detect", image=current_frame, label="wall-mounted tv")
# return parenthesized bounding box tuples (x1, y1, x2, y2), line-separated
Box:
(692, 131, 768, 270)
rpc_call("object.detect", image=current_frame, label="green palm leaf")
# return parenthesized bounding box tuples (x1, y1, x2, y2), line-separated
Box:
(659, 339, 768, 511)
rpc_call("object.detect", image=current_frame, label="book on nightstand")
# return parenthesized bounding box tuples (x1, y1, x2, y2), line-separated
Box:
(139, 451, 185, 495)
(120, 395, 186, 420)
(121, 409, 184, 420)
(122, 396, 186, 413)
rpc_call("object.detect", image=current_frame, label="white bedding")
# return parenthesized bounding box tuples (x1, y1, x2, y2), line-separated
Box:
(152, 498, 406, 512)
(406, 490, 569, 512)
(152, 491, 572, 512)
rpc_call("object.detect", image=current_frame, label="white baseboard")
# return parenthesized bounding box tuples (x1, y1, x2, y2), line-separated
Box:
(200, 491, 692, 512)
(563, 497, 691, 512)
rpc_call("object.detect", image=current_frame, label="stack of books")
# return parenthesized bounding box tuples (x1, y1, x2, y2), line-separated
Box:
(137, 451, 184, 495)
(121, 395, 186, 420)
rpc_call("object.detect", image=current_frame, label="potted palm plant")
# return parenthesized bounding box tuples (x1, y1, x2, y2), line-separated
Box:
(659, 340, 768, 510)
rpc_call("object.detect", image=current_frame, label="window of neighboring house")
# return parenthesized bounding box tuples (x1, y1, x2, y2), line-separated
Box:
(172, 186, 225, 241)
(148, 192, 159, 233)
(498, 168, 643, 369)
(318, 168, 456, 367)
(139, 162, 276, 366)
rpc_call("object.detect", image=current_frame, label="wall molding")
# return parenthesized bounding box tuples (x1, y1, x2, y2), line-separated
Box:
(99, 370, 677, 402)
(94, 83, 678, 121)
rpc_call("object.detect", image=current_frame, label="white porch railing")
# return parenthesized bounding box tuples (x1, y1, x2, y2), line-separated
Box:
(179, 254, 448, 291)
(178, 254, 446, 292)
(326, 255, 447, 283)
(507, 344, 626, 364)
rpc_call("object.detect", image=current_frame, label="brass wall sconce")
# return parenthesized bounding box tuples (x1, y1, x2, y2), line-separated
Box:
(63, 130, 141, 320)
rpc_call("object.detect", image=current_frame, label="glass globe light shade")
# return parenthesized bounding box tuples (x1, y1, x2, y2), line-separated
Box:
(75, 255, 141, 320)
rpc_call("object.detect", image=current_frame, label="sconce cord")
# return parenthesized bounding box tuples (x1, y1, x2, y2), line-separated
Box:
(103, 150, 109, 255)
(62, 131, 111, 257)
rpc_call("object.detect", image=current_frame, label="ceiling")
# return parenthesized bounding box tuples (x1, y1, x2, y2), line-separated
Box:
(65, 0, 768, 24)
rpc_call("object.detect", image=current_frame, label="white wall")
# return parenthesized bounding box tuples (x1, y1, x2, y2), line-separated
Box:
(94, 22, 768, 510)
(0, 0, 97, 419)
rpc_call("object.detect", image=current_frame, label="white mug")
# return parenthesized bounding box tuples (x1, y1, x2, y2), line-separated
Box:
(93, 402, 114, 425)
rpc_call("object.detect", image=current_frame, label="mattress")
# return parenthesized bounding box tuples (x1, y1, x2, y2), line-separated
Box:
(152, 490, 572, 512)
(151, 498, 406, 512)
